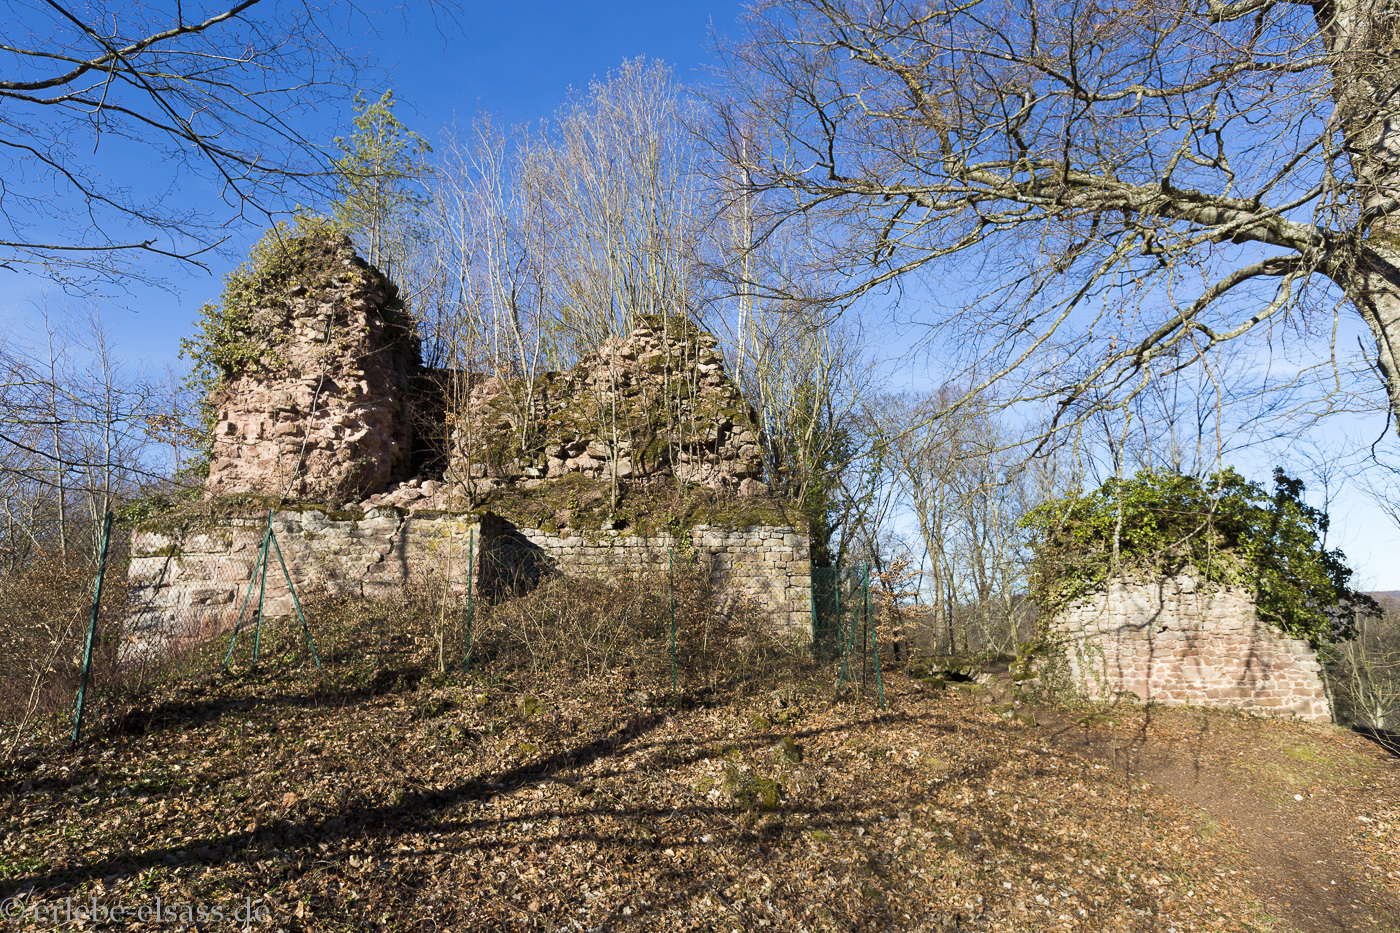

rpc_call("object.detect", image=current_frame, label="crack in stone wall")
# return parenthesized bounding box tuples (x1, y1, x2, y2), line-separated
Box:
(1049, 575, 1332, 722)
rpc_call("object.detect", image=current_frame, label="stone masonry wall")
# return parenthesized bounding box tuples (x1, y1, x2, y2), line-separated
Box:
(204, 235, 418, 503)
(448, 318, 769, 502)
(126, 509, 482, 658)
(143, 236, 812, 655)
(127, 510, 811, 656)
(1049, 576, 1332, 722)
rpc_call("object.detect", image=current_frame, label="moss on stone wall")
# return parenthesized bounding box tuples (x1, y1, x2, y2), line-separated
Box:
(134, 494, 379, 535)
(457, 316, 765, 493)
(472, 474, 791, 541)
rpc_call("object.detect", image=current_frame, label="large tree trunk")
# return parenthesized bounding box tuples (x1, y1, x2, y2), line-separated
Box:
(1319, 0, 1400, 421)
(1335, 241, 1400, 423)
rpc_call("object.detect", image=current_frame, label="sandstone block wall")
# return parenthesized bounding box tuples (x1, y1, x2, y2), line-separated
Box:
(1049, 576, 1332, 722)
(450, 319, 769, 500)
(150, 235, 814, 654)
(507, 523, 812, 633)
(126, 508, 482, 658)
(126, 510, 811, 656)
(204, 235, 418, 503)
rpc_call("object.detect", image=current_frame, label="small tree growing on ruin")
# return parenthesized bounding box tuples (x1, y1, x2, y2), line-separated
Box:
(331, 90, 434, 282)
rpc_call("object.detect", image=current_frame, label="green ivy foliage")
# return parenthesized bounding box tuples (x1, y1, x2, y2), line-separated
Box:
(1022, 467, 1378, 645)
(179, 214, 350, 390)
(176, 213, 359, 473)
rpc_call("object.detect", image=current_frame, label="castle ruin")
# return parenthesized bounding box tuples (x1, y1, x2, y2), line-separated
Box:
(126, 234, 811, 655)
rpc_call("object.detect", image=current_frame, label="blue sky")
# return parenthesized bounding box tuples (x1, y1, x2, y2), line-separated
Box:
(5, 1, 743, 362)
(4, 0, 1398, 588)
(379, 1, 741, 130)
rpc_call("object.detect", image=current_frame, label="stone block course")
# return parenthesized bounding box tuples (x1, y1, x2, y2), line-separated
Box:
(1049, 575, 1332, 722)
(127, 510, 812, 656)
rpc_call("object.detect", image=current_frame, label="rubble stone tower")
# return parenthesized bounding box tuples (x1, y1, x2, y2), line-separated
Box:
(203, 233, 418, 503)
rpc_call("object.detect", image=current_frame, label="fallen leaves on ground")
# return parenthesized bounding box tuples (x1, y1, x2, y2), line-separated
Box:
(3, 660, 1292, 932)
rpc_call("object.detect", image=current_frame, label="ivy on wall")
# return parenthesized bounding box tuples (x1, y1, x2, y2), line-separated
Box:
(179, 214, 348, 392)
(1022, 467, 1378, 645)
(177, 214, 411, 460)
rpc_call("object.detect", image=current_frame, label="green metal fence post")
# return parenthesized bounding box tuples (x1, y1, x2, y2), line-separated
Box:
(834, 570, 841, 658)
(862, 562, 870, 694)
(837, 565, 858, 690)
(464, 528, 475, 675)
(669, 548, 678, 696)
(224, 515, 273, 672)
(252, 510, 273, 664)
(71, 510, 113, 745)
(809, 559, 821, 665)
(270, 530, 320, 668)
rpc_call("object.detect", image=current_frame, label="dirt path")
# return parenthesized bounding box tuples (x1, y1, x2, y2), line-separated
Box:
(1032, 702, 1400, 933)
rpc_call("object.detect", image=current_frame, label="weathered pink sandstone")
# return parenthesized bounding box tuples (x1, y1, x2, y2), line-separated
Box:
(446, 319, 767, 501)
(1050, 576, 1333, 722)
(203, 235, 417, 503)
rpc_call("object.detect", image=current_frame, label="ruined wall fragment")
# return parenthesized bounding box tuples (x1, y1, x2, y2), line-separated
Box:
(203, 234, 419, 503)
(1049, 575, 1332, 722)
(447, 317, 768, 500)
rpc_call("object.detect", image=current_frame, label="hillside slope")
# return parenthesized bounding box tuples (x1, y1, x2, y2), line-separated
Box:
(3, 628, 1397, 932)
(1035, 699, 1400, 933)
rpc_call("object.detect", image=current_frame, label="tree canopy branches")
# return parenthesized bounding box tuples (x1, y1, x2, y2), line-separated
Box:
(713, 0, 1400, 435)
(0, 0, 387, 288)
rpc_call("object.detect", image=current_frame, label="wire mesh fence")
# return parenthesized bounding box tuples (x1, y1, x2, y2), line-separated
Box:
(811, 562, 887, 709)
(4, 513, 885, 754)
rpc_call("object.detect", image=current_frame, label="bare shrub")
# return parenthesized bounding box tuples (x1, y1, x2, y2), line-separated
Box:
(1326, 603, 1400, 733)
(0, 546, 132, 752)
(284, 554, 813, 699)
(256, 573, 463, 676)
(473, 556, 812, 696)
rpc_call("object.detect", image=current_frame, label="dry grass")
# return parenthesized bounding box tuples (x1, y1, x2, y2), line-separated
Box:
(5, 562, 1370, 931)
(269, 558, 815, 706)
(0, 549, 132, 751)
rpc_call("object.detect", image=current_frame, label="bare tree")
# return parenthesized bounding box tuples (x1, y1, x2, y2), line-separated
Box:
(422, 61, 709, 508)
(0, 1, 440, 288)
(714, 292, 873, 557)
(703, 136, 882, 558)
(0, 303, 182, 563)
(1327, 603, 1400, 731)
(879, 389, 1042, 653)
(714, 0, 1400, 435)
(529, 58, 702, 353)
(429, 118, 553, 485)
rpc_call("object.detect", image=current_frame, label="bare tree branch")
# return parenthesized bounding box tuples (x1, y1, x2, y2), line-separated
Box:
(0, 1, 443, 288)
(711, 0, 1400, 434)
